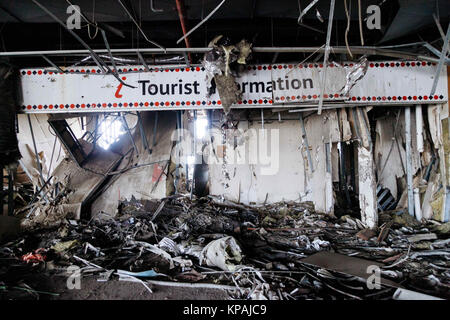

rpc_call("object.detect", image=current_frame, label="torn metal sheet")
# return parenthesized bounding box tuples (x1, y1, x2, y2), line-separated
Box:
(340, 56, 369, 97)
(301, 251, 401, 288)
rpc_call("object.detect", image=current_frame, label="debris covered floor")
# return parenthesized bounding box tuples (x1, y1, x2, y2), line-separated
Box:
(1, 195, 449, 300)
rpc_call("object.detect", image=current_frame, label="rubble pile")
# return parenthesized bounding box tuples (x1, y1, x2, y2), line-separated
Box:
(1, 195, 449, 300)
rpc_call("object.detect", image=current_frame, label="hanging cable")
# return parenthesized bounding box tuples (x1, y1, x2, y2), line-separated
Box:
(344, 0, 353, 58)
(357, 0, 364, 46)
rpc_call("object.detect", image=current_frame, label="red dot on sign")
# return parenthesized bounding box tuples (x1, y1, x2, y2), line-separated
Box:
(413, 96, 417, 100)
(123, 68, 128, 72)
(70, 104, 75, 108)
(81, 104, 85, 108)
(38, 105, 42, 109)
(382, 97, 386, 101)
(81, 69, 85, 73)
(175, 69, 179, 72)
(27, 71, 31, 75)
(238, 101, 242, 104)
(70, 70, 74, 73)
(380, 63, 384, 67)
(155, 102, 159, 106)
(27, 105, 31, 109)
(313, 95, 317, 99)
(411, 62, 415, 66)
(217, 100, 222, 105)
(302, 95, 306, 99)
(92, 103, 96, 107)
(113, 103, 117, 107)
(291, 96, 295, 100)
(280, 96, 285, 101)
(278, 65, 282, 69)
(165, 102, 170, 106)
(288, 65, 293, 69)
(372, 96, 376, 101)
(186, 101, 190, 105)
(423, 96, 428, 100)
(324, 94, 328, 98)
(352, 97, 356, 101)
(196, 67, 200, 71)
(309, 64, 313, 68)
(257, 66, 262, 70)
(155, 68, 159, 72)
(362, 97, 367, 101)
(145, 102, 149, 106)
(403, 96, 407, 100)
(133, 68, 138, 71)
(298, 65, 303, 68)
(248, 100, 253, 104)
(434, 95, 438, 99)
(390, 63, 395, 67)
(185, 68, 190, 71)
(102, 103, 106, 107)
(38, 71, 42, 75)
(269, 100, 273, 104)
(247, 66, 251, 70)
(401, 62, 405, 67)
(259, 99, 263, 104)
(422, 62, 426, 66)
(49, 105, 53, 109)
(196, 101, 201, 105)
(122, 76, 127, 80)
(134, 103, 138, 107)
(124, 103, 128, 107)
(334, 94, 339, 98)
(165, 69, 169, 72)
(268, 66, 272, 70)
(49, 72, 53, 75)
(392, 96, 397, 100)
(91, 69, 96, 73)
(176, 101, 180, 106)
(60, 105, 64, 109)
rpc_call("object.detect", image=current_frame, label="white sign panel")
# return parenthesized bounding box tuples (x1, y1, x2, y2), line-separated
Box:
(19, 61, 448, 113)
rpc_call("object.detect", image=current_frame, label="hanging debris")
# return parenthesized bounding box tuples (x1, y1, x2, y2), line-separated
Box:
(202, 36, 252, 114)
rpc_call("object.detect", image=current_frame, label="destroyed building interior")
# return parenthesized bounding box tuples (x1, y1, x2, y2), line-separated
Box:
(0, 0, 449, 302)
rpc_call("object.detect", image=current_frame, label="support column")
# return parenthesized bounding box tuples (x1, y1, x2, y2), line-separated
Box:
(405, 106, 415, 217)
(358, 145, 378, 229)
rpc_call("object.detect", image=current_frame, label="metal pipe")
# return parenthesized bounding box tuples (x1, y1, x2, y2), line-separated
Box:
(175, 0, 192, 63)
(318, 0, 335, 115)
(176, 0, 226, 45)
(120, 114, 138, 155)
(405, 106, 415, 217)
(299, 113, 314, 173)
(430, 23, 450, 95)
(1, 46, 444, 64)
(415, 105, 424, 152)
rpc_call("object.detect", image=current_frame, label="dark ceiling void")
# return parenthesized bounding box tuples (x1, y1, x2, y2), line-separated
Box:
(0, 0, 447, 67)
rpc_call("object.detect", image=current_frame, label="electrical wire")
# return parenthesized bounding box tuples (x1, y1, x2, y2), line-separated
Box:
(344, 0, 353, 58)
(357, 0, 364, 46)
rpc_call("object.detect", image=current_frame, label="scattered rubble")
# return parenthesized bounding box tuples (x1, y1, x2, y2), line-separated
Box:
(1, 195, 449, 300)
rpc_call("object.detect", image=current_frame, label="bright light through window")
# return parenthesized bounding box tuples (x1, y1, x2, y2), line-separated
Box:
(195, 118, 208, 139)
(98, 118, 126, 150)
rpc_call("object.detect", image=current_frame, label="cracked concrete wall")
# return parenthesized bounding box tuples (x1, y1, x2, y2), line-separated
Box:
(91, 111, 176, 217)
(208, 110, 340, 213)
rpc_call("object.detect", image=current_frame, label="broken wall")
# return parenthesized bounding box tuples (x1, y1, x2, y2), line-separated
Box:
(16, 114, 83, 186)
(91, 111, 176, 217)
(208, 110, 340, 213)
